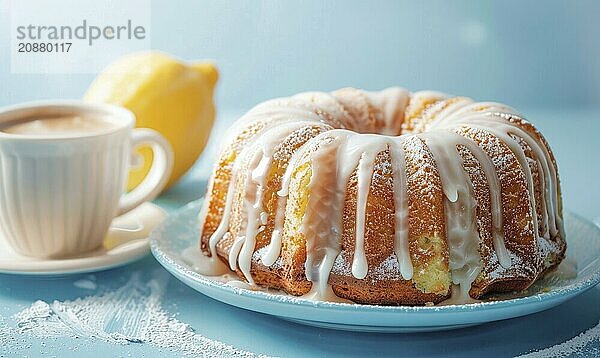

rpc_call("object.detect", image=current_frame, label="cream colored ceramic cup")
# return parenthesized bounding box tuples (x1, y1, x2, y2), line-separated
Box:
(0, 101, 174, 258)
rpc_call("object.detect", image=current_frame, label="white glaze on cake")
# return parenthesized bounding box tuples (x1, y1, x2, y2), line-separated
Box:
(198, 87, 565, 304)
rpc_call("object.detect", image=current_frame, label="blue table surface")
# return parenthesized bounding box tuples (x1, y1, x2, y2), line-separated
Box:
(0, 108, 599, 357)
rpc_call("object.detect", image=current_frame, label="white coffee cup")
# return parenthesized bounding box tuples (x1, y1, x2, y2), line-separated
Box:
(0, 101, 174, 258)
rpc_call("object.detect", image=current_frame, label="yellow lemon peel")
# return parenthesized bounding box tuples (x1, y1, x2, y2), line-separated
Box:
(84, 51, 218, 190)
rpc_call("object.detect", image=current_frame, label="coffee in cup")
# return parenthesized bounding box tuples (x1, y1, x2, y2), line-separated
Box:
(0, 114, 117, 136)
(0, 101, 174, 258)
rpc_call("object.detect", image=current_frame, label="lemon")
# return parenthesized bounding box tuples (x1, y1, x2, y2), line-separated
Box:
(84, 51, 218, 190)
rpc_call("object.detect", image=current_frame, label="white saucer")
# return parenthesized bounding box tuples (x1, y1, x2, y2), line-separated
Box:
(0, 202, 166, 275)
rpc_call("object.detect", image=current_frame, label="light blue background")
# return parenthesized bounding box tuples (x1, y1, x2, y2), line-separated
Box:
(0, 0, 599, 109)
(0, 2, 599, 357)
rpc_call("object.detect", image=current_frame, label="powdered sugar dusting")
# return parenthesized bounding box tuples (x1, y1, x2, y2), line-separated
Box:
(12, 271, 269, 357)
(73, 275, 98, 290)
(370, 254, 402, 281)
(517, 320, 600, 357)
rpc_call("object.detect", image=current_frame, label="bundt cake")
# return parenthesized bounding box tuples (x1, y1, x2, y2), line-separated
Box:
(197, 87, 566, 305)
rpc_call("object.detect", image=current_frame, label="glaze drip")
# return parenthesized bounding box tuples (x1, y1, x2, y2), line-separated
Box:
(448, 130, 510, 268)
(421, 131, 482, 295)
(342, 134, 390, 279)
(301, 135, 345, 298)
(389, 139, 412, 280)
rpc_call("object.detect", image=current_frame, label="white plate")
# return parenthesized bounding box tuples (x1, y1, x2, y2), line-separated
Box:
(0, 202, 166, 275)
(150, 199, 600, 333)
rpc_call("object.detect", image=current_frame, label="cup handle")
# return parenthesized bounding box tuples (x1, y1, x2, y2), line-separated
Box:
(118, 128, 174, 215)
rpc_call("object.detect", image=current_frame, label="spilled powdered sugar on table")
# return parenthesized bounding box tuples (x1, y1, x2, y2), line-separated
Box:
(517, 320, 600, 357)
(4, 270, 269, 357)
